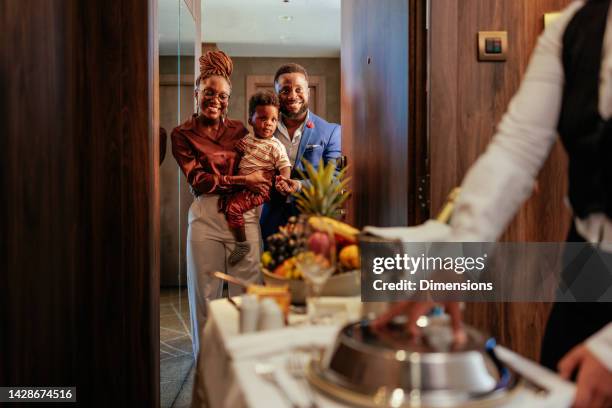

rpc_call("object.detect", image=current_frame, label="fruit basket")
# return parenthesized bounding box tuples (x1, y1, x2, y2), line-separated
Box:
(261, 215, 361, 304)
(260, 161, 361, 303)
(262, 267, 359, 304)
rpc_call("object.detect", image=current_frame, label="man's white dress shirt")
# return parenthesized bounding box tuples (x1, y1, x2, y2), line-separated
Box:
(275, 112, 309, 167)
(275, 112, 310, 194)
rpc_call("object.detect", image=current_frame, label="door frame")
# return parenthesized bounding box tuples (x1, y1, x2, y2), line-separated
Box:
(407, 0, 430, 224)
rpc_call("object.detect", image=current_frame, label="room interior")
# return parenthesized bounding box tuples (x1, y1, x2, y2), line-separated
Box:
(2, 0, 588, 406)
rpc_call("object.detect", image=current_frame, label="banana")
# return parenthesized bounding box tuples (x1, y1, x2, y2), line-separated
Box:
(308, 216, 359, 244)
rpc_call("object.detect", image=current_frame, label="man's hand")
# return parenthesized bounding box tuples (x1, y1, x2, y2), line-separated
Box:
(245, 171, 271, 194)
(559, 344, 612, 408)
(371, 301, 466, 344)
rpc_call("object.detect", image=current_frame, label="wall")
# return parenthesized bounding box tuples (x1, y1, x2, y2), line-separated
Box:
(160, 55, 196, 75)
(429, 0, 571, 360)
(341, 0, 425, 228)
(1, 0, 158, 404)
(229, 57, 341, 126)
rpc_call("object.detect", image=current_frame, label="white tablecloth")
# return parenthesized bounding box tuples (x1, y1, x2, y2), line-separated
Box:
(191, 298, 575, 408)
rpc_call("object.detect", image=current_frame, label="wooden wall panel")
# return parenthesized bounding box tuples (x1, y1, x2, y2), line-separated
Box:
(430, 0, 571, 238)
(429, 0, 460, 217)
(342, 0, 412, 228)
(0, 0, 159, 405)
(430, 0, 571, 360)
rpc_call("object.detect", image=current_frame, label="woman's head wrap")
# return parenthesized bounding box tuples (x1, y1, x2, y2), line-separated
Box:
(198, 51, 233, 85)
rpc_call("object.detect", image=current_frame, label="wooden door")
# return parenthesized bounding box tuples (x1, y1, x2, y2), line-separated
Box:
(341, 0, 427, 228)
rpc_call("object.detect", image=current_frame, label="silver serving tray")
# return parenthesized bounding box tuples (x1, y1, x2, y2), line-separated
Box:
(307, 318, 521, 407)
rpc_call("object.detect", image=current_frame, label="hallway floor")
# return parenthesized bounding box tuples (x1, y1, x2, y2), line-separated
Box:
(160, 288, 195, 408)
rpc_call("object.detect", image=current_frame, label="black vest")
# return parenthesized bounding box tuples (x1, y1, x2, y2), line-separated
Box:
(558, 0, 612, 219)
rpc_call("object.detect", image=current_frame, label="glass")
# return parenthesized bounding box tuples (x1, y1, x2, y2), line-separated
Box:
(158, 0, 198, 397)
(293, 216, 337, 323)
(200, 88, 230, 102)
(159, 0, 197, 297)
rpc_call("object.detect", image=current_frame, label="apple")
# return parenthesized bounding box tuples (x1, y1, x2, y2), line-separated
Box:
(308, 232, 331, 255)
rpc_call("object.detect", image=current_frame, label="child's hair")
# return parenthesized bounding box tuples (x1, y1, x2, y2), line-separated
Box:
(248, 90, 280, 119)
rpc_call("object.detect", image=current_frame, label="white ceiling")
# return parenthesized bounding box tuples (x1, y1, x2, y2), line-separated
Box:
(159, 0, 341, 58)
(202, 0, 341, 57)
(159, 0, 198, 56)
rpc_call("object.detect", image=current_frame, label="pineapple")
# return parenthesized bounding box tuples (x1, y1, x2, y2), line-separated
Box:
(293, 160, 350, 219)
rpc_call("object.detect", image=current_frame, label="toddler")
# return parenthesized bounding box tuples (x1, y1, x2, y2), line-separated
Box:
(222, 91, 296, 264)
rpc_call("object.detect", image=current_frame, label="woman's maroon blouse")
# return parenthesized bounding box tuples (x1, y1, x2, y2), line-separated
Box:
(171, 115, 249, 195)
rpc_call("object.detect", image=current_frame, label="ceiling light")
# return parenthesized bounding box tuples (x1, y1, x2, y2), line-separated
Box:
(279, 15, 294, 22)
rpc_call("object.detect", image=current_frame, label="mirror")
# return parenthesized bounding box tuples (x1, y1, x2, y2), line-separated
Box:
(159, 0, 196, 289)
(158, 0, 199, 405)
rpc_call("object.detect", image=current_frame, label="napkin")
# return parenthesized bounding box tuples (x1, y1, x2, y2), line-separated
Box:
(362, 220, 451, 242)
(226, 325, 340, 361)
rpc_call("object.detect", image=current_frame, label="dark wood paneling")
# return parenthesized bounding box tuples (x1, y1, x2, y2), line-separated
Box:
(429, 0, 460, 219)
(342, 0, 415, 228)
(429, 0, 570, 360)
(341, 0, 365, 226)
(1, 0, 159, 405)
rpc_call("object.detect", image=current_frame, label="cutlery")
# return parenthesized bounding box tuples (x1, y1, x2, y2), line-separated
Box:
(287, 353, 318, 408)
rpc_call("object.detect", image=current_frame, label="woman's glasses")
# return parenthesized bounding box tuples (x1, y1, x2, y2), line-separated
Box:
(200, 88, 230, 102)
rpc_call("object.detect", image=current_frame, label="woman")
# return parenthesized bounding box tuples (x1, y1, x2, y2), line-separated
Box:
(171, 51, 270, 358)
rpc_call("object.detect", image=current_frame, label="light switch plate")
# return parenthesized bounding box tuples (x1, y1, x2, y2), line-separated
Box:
(478, 31, 508, 62)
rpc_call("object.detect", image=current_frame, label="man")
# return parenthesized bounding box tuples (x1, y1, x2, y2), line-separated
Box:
(374, 1, 612, 407)
(260, 63, 342, 240)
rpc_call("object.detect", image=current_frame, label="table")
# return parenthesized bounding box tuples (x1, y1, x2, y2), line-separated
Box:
(191, 298, 575, 408)
(192, 297, 359, 408)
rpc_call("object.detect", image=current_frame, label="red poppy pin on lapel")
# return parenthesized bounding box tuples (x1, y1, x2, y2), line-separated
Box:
(306, 121, 314, 129)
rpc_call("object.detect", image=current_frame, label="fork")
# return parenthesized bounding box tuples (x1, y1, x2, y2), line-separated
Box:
(287, 353, 319, 408)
